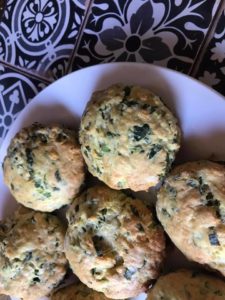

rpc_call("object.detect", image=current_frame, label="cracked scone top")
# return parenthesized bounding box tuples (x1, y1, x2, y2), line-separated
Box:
(51, 282, 111, 300)
(147, 269, 225, 300)
(0, 206, 67, 300)
(157, 160, 225, 276)
(65, 185, 165, 299)
(3, 124, 85, 212)
(79, 84, 180, 191)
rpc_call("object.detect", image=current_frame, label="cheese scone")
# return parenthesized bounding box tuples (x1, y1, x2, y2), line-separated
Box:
(0, 206, 67, 300)
(147, 269, 225, 299)
(51, 282, 111, 300)
(157, 160, 225, 276)
(65, 185, 165, 299)
(3, 124, 85, 212)
(79, 84, 180, 191)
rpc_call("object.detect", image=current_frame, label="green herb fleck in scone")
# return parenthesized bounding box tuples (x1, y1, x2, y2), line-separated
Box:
(0, 206, 67, 300)
(3, 124, 85, 212)
(147, 269, 225, 300)
(51, 282, 111, 300)
(65, 185, 165, 299)
(79, 84, 180, 191)
(157, 160, 225, 276)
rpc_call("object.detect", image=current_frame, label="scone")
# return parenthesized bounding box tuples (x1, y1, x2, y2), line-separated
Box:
(79, 84, 180, 191)
(0, 206, 67, 300)
(51, 282, 110, 300)
(157, 160, 225, 276)
(65, 185, 165, 299)
(147, 269, 225, 299)
(3, 124, 85, 212)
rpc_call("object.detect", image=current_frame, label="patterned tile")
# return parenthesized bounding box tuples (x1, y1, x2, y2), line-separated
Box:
(0, 0, 87, 80)
(196, 9, 225, 96)
(70, 0, 220, 73)
(0, 63, 48, 145)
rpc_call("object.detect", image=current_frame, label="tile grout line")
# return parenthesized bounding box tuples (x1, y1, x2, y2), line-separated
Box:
(0, 0, 94, 84)
(65, 0, 94, 74)
(189, 0, 225, 77)
(0, 60, 52, 84)
(0, 0, 93, 83)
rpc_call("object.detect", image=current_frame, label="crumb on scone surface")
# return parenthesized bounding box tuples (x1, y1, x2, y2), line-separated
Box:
(147, 269, 225, 300)
(3, 124, 85, 212)
(65, 185, 165, 299)
(157, 160, 225, 276)
(0, 206, 67, 300)
(51, 282, 110, 300)
(79, 84, 180, 191)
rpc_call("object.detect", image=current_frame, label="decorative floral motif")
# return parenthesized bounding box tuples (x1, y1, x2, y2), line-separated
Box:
(0, 64, 48, 145)
(198, 71, 220, 86)
(0, 22, 15, 64)
(3, 0, 14, 20)
(22, 0, 58, 42)
(18, 56, 36, 69)
(196, 10, 225, 96)
(211, 40, 225, 63)
(69, 10, 83, 39)
(35, 44, 74, 79)
(0, 0, 87, 79)
(99, 2, 171, 62)
(71, 0, 219, 73)
(51, 59, 68, 80)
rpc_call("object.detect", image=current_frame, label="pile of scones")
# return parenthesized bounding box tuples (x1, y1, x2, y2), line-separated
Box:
(1, 84, 225, 300)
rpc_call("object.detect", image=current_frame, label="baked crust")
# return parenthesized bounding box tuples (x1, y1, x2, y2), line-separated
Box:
(157, 160, 225, 276)
(65, 185, 165, 299)
(79, 84, 180, 191)
(51, 282, 110, 300)
(0, 206, 67, 300)
(147, 269, 225, 299)
(3, 124, 85, 212)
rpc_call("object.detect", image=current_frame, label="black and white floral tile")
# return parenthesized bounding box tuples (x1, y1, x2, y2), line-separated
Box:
(0, 0, 225, 149)
(0, 0, 88, 80)
(71, 0, 220, 73)
(0, 62, 48, 144)
(196, 8, 225, 96)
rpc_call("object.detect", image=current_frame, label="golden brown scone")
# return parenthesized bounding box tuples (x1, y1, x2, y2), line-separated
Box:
(157, 160, 225, 276)
(65, 185, 165, 299)
(51, 282, 110, 300)
(3, 124, 85, 212)
(147, 269, 225, 299)
(79, 84, 180, 191)
(0, 206, 67, 300)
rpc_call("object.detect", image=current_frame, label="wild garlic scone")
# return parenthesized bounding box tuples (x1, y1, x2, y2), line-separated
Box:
(0, 206, 67, 300)
(147, 269, 225, 300)
(51, 282, 111, 300)
(79, 84, 180, 191)
(3, 124, 85, 212)
(65, 185, 165, 299)
(157, 160, 225, 276)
